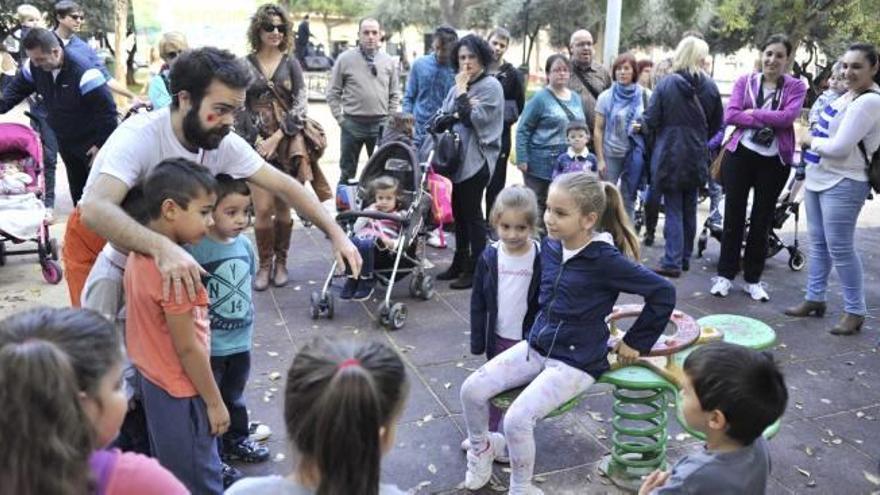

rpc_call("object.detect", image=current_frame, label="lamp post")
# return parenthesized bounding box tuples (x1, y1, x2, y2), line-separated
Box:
(603, 0, 621, 68)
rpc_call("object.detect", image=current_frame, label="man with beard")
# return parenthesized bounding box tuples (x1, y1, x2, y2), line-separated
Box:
(403, 25, 458, 148)
(568, 29, 611, 128)
(326, 18, 401, 186)
(0, 27, 117, 208)
(66, 47, 362, 308)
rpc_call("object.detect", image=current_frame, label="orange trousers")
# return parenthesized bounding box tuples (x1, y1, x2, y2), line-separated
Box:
(62, 207, 106, 307)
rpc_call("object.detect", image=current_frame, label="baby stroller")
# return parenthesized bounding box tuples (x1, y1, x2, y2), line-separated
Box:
(310, 141, 435, 330)
(697, 170, 806, 271)
(0, 120, 62, 284)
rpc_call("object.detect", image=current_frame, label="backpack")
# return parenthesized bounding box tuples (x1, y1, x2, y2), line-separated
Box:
(856, 90, 880, 193)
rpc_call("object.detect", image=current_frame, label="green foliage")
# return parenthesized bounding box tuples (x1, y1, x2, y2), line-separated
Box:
(285, 0, 366, 24)
(371, 0, 441, 33)
(622, 0, 713, 49)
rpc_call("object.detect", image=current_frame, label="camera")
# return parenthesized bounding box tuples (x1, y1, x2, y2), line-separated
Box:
(753, 127, 775, 147)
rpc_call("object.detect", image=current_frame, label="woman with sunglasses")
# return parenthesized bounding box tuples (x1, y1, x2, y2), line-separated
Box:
(236, 3, 331, 290)
(147, 32, 188, 109)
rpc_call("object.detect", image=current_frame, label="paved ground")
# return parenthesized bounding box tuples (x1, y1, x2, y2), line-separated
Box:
(1, 103, 879, 494)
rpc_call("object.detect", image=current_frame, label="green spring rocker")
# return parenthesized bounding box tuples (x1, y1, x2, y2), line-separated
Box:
(491, 305, 702, 493)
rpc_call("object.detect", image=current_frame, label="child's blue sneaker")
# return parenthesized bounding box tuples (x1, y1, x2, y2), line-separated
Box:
(352, 278, 375, 301)
(340, 277, 358, 300)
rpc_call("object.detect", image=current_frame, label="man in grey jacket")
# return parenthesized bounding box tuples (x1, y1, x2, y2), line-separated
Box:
(326, 18, 401, 186)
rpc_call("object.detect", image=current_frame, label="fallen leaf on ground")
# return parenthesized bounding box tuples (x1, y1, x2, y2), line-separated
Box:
(865, 471, 880, 486)
(267, 351, 279, 357)
(273, 453, 286, 462)
(427, 464, 437, 474)
(268, 372, 281, 381)
(796, 467, 811, 477)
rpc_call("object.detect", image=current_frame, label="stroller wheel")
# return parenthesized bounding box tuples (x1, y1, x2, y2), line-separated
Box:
(378, 301, 407, 330)
(42, 260, 63, 285)
(697, 232, 707, 258)
(789, 250, 806, 271)
(49, 238, 59, 261)
(0, 241, 6, 266)
(409, 274, 435, 300)
(387, 302, 407, 330)
(325, 293, 335, 319)
(309, 291, 322, 320)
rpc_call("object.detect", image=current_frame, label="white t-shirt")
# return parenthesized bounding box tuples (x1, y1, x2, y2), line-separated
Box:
(496, 241, 537, 341)
(83, 106, 264, 195)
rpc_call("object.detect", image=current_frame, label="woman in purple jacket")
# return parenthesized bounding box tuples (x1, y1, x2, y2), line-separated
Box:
(710, 34, 807, 302)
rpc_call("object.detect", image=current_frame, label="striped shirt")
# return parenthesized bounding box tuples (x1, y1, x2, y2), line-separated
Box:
(805, 86, 880, 192)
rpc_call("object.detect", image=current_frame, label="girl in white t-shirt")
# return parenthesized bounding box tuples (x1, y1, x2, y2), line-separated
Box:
(467, 185, 541, 456)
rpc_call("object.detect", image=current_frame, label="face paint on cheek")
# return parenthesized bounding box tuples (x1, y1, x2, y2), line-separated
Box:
(206, 113, 218, 123)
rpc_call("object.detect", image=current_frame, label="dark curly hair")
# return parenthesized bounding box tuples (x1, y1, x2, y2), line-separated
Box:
(247, 3, 292, 54)
(451, 34, 494, 73)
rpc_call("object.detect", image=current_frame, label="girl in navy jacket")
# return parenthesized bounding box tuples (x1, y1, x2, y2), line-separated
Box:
(470, 186, 541, 443)
(460, 172, 675, 494)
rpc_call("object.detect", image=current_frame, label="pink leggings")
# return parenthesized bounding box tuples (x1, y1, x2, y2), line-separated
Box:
(460, 341, 595, 488)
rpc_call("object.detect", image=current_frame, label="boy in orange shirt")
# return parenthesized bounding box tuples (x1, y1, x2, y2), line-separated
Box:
(124, 157, 226, 494)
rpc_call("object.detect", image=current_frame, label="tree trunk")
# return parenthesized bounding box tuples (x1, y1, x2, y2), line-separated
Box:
(113, 0, 128, 85)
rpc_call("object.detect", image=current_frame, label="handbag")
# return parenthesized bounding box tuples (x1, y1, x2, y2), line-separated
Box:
(710, 128, 735, 182)
(428, 112, 462, 178)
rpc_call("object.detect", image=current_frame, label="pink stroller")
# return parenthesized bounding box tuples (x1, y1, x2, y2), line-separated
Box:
(0, 122, 62, 284)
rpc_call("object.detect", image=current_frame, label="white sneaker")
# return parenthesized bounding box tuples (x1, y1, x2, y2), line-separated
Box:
(427, 227, 446, 248)
(509, 483, 545, 495)
(460, 432, 509, 463)
(743, 282, 770, 302)
(463, 436, 497, 490)
(710, 276, 732, 297)
(248, 422, 272, 442)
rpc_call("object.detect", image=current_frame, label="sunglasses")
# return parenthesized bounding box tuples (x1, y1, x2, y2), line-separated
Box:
(164, 51, 179, 60)
(68, 14, 84, 21)
(261, 23, 288, 34)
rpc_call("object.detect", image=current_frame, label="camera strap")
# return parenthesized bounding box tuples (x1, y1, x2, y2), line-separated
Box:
(755, 75, 781, 110)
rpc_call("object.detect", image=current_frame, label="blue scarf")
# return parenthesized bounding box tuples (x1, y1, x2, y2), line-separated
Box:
(609, 82, 641, 137)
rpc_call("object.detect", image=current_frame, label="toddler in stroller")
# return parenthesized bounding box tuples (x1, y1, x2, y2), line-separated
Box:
(0, 122, 62, 283)
(341, 176, 403, 301)
(311, 116, 435, 329)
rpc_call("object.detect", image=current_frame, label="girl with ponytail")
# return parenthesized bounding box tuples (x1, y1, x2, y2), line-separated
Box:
(460, 172, 675, 494)
(227, 337, 409, 495)
(0, 307, 186, 495)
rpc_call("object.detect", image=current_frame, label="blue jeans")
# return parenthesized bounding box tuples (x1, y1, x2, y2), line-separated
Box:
(351, 235, 376, 279)
(804, 179, 871, 315)
(707, 176, 723, 225)
(211, 351, 251, 450)
(606, 155, 636, 220)
(338, 118, 382, 185)
(28, 101, 58, 207)
(661, 188, 698, 270)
